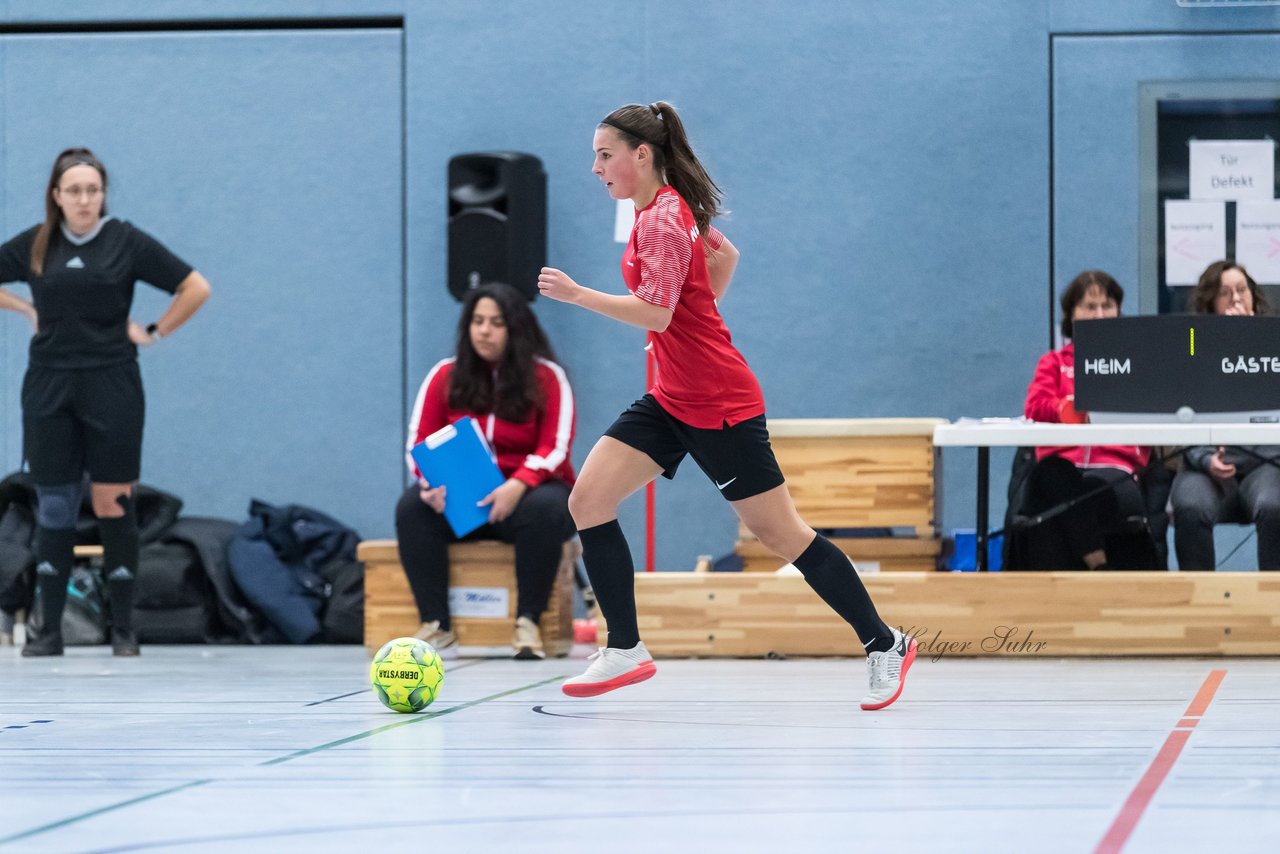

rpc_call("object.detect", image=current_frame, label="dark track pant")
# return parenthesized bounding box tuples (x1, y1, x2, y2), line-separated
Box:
(394, 481, 574, 629)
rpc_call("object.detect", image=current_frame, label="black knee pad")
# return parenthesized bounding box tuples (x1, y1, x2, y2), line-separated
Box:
(35, 483, 84, 530)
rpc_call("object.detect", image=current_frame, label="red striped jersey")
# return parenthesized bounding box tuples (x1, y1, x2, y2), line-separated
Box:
(406, 357, 576, 488)
(622, 185, 764, 428)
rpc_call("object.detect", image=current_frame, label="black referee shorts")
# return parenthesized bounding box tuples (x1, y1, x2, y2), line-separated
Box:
(604, 394, 785, 502)
(22, 362, 145, 486)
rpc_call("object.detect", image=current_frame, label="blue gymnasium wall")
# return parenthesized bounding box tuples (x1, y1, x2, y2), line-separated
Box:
(1, 1, 1278, 570)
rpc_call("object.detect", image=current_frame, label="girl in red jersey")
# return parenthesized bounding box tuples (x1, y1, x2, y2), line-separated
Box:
(538, 102, 916, 710)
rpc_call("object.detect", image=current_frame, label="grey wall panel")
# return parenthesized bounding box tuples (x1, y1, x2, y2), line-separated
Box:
(1, 28, 403, 537)
(3, 2, 1277, 569)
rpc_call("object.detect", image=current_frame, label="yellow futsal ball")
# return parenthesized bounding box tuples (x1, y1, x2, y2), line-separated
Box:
(370, 637, 445, 713)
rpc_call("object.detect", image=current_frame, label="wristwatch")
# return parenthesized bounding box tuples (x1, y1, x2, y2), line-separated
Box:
(145, 323, 164, 339)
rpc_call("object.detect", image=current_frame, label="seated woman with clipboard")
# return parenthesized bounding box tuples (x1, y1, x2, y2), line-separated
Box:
(397, 282, 576, 659)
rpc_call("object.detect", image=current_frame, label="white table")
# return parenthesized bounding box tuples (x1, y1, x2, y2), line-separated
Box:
(933, 420, 1280, 570)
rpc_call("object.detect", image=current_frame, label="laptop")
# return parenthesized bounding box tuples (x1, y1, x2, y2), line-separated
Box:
(1072, 314, 1280, 424)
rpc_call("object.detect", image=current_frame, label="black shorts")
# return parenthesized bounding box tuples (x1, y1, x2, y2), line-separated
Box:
(604, 394, 785, 501)
(22, 362, 145, 485)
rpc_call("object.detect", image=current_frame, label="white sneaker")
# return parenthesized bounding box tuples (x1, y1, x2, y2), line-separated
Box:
(562, 641, 656, 697)
(413, 620, 459, 660)
(512, 616, 545, 660)
(860, 628, 917, 711)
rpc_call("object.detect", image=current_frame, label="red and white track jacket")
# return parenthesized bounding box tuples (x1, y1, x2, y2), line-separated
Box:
(406, 357, 576, 488)
(1024, 342, 1148, 473)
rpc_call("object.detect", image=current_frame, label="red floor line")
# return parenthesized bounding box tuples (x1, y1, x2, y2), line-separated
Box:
(1093, 669, 1226, 854)
(1184, 669, 1226, 718)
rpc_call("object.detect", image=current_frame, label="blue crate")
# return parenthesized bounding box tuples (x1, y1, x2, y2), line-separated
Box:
(948, 529, 1003, 572)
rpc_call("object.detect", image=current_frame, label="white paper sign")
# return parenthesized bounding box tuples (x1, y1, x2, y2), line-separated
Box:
(614, 199, 633, 243)
(1236, 200, 1280, 285)
(448, 586, 509, 619)
(1189, 140, 1275, 201)
(1164, 200, 1226, 285)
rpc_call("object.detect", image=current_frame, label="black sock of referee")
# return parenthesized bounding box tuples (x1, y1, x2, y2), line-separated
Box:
(98, 494, 140, 635)
(33, 525, 77, 638)
(792, 534, 895, 653)
(577, 519, 641, 649)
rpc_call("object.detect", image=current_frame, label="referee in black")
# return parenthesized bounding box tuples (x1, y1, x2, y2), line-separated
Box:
(0, 147, 211, 656)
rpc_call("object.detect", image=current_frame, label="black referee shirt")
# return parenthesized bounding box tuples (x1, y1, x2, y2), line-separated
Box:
(0, 218, 193, 370)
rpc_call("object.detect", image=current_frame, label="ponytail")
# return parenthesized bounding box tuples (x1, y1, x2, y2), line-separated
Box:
(599, 101, 724, 234)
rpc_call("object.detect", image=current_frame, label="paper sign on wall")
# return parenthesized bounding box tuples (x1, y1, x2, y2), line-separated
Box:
(1164, 200, 1226, 285)
(1236, 200, 1280, 285)
(1189, 140, 1275, 201)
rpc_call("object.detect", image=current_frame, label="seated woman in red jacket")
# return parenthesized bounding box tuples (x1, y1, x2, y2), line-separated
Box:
(397, 282, 575, 659)
(1021, 270, 1149, 570)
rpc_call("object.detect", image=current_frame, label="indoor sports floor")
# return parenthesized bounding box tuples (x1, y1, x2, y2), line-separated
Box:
(1, 647, 1278, 853)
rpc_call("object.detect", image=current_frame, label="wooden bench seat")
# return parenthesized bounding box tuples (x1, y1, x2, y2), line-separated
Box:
(358, 539, 578, 656)
(735, 535, 941, 573)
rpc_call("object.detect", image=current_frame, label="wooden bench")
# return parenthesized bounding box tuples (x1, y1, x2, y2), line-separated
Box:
(358, 539, 578, 657)
(735, 418, 944, 572)
(736, 536, 940, 573)
(632, 570, 1280, 657)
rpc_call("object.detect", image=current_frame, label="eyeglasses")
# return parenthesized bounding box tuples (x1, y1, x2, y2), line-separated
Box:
(57, 185, 103, 200)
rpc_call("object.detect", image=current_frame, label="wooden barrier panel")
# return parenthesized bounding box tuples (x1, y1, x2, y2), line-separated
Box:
(748, 418, 945, 537)
(631, 571, 1280, 657)
(735, 536, 940, 573)
(359, 539, 575, 657)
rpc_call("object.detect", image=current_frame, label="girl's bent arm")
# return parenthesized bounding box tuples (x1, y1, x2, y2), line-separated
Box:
(0, 289, 37, 329)
(538, 267, 673, 332)
(706, 235, 739, 301)
(151, 271, 211, 337)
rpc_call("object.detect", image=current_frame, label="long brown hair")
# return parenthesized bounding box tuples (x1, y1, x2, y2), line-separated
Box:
(600, 101, 724, 234)
(30, 148, 109, 276)
(1187, 260, 1270, 316)
(448, 282, 558, 422)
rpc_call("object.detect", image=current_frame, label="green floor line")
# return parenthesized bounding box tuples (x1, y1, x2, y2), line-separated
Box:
(0, 675, 565, 846)
(261, 674, 566, 766)
(0, 779, 214, 846)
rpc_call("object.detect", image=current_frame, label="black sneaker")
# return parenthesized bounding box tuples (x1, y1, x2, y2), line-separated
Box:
(111, 629, 140, 657)
(21, 631, 64, 657)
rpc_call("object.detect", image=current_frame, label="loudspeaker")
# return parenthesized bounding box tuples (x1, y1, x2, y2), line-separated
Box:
(447, 151, 546, 301)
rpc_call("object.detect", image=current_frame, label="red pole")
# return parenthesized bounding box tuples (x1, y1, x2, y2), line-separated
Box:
(645, 348, 656, 572)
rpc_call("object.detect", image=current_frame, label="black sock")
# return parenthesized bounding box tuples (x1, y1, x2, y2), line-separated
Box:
(792, 534, 894, 652)
(34, 526, 76, 637)
(578, 520, 639, 649)
(98, 497, 140, 635)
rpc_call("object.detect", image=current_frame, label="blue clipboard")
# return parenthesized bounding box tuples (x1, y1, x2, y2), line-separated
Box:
(409, 417, 507, 537)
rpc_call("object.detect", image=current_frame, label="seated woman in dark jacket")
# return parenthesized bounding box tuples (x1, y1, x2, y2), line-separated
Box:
(397, 283, 576, 658)
(1171, 261, 1280, 571)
